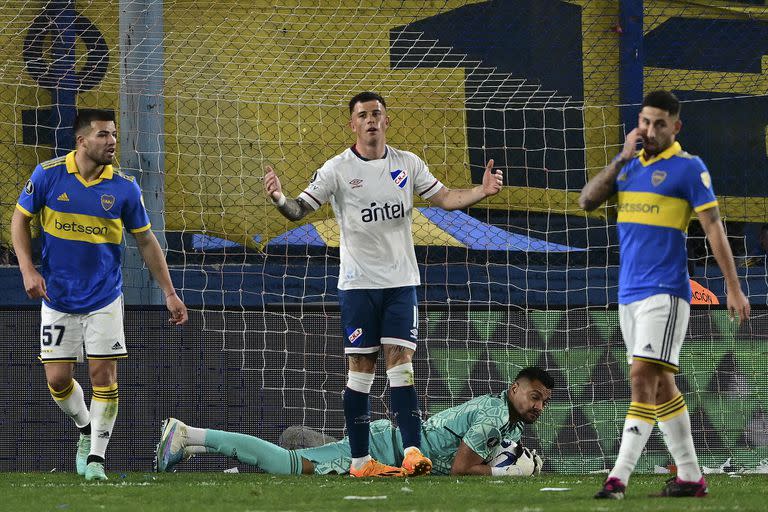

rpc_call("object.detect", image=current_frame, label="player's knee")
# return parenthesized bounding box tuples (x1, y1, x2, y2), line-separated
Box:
(386, 362, 414, 387)
(346, 371, 375, 394)
(46, 375, 73, 392)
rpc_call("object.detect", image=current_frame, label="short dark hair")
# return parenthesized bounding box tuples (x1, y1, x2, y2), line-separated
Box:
(515, 367, 555, 389)
(74, 109, 115, 135)
(642, 90, 680, 117)
(348, 91, 386, 114)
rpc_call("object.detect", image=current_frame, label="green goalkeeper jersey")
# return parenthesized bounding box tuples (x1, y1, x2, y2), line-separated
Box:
(419, 390, 524, 475)
(304, 390, 523, 475)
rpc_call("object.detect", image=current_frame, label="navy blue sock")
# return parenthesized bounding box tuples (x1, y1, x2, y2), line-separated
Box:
(343, 387, 370, 458)
(391, 385, 421, 449)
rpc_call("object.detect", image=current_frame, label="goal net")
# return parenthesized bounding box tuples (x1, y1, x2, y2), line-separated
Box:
(1, 0, 767, 473)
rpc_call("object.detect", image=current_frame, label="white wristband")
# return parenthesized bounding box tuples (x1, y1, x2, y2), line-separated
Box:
(271, 193, 287, 207)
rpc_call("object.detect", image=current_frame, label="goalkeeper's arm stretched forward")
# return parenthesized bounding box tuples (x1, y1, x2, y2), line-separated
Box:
(155, 367, 553, 477)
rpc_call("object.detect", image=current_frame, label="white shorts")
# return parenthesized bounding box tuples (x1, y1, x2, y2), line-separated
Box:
(619, 294, 690, 373)
(39, 296, 127, 363)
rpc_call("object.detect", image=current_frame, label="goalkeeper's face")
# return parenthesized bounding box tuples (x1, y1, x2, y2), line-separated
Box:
(509, 378, 552, 424)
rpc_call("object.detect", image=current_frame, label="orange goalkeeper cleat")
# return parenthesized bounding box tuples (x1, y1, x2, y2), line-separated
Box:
(349, 459, 406, 478)
(401, 447, 432, 476)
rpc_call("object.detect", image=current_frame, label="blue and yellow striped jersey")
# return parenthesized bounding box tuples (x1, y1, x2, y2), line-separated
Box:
(16, 151, 151, 313)
(615, 141, 718, 304)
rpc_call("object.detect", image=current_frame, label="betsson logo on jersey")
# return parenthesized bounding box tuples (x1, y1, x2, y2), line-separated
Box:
(361, 202, 406, 223)
(54, 218, 110, 235)
(617, 202, 660, 214)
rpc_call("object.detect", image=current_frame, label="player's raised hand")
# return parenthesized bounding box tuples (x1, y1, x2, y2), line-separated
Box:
(727, 287, 750, 325)
(620, 128, 642, 160)
(166, 293, 188, 325)
(482, 159, 504, 197)
(264, 165, 283, 202)
(22, 267, 49, 301)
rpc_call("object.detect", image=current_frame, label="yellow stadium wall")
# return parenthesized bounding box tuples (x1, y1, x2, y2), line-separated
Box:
(1, 0, 765, 250)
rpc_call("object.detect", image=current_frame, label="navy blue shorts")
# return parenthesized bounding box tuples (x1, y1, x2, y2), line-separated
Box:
(338, 286, 418, 354)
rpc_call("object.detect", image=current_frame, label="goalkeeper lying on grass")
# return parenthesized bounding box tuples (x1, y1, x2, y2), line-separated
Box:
(155, 367, 553, 477)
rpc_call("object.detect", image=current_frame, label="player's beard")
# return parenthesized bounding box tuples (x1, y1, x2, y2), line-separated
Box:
(89, 148, 114, 166)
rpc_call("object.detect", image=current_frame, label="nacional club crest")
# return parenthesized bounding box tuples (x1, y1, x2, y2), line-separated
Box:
(651, 170, 667, 187)
(700, 171, 712, 188)
(347, 327, 363, 344)
(100, 194, 115, 211)
(390, 169, 408, 189)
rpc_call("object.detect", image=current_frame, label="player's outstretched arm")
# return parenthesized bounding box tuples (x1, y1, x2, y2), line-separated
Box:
(427, 159, 504, 211)
(579, 128, 641, 212)
(10, 208, 49, 301)
(697, 206, 751, 323)
(133, 229, 188, 325)
(264, 165, 314, 221)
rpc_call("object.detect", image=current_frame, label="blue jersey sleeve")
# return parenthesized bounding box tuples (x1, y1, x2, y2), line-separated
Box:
(16, 164, 48, 216)
(682, 157, 718, 212)
(123, 181, 151, 232)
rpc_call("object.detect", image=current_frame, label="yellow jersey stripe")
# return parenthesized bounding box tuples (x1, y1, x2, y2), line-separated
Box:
(16, 203, 33, 217)
(41, 156, 66, 170)
(693, 200, 719, 213)
(617, 191, 692, 231)
(129, 223, 152, 234)
(40, 206, 124, 245)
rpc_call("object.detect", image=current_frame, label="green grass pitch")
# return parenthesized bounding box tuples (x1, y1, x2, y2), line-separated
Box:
(2, 472, 768, 511)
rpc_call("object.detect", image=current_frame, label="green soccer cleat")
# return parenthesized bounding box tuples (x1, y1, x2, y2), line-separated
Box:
(76, 434, 91, 476)
(155, 418, 188, 472)
(84, 461, 108, 481)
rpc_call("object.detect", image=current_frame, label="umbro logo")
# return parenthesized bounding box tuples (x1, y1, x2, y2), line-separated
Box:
(57, 192, 70, 202)
(626, 426, 641, 436)
(349, 178, 363, 189)
(643, 343, 654, 353)
(111, 341, 123, 350)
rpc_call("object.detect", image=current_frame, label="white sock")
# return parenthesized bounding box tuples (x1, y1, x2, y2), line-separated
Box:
(657, 394, 702, 482)
(187, 425, 206, 446)
(609, 401, 656, 485)
(89, 383, 118, 459)
(49, 379, 90, 428)
(351, 455, 372, 470)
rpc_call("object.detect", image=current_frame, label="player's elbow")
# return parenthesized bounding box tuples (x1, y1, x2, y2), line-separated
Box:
(578, 194, 597, 212)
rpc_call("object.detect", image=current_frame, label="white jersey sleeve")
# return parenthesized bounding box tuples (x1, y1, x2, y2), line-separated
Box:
(298, 159, 337, 210)
(411, 155, 442, 200)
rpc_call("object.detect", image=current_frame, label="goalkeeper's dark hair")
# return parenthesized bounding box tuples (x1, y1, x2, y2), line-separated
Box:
(515, 367, 555, 389)
(642, 90, 680, 117)
(74, 108, 116, 135)
(349, 91, 386, 113)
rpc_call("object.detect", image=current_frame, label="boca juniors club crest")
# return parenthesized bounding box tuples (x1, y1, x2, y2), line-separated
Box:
(390, 169, 408, 189)
(651, 170, 667, 187)
(101, 194, 115, 211)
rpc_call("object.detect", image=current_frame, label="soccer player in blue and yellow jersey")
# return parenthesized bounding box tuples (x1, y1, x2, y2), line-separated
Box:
(155, 367, 553, 477)
(11, 109, 188, 481)
(580, 91, 750, 499)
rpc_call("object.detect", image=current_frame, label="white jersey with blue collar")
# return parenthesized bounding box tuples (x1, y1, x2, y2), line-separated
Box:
(298, 145, 443, 290)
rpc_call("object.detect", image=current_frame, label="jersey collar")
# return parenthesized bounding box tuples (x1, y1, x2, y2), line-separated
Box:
(66, 150, 114, 187)
(639, 141, 682, 167)
(350, 144, 388, 161)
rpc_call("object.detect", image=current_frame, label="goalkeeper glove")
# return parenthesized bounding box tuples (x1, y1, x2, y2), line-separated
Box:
(491, 446, 539, 477)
